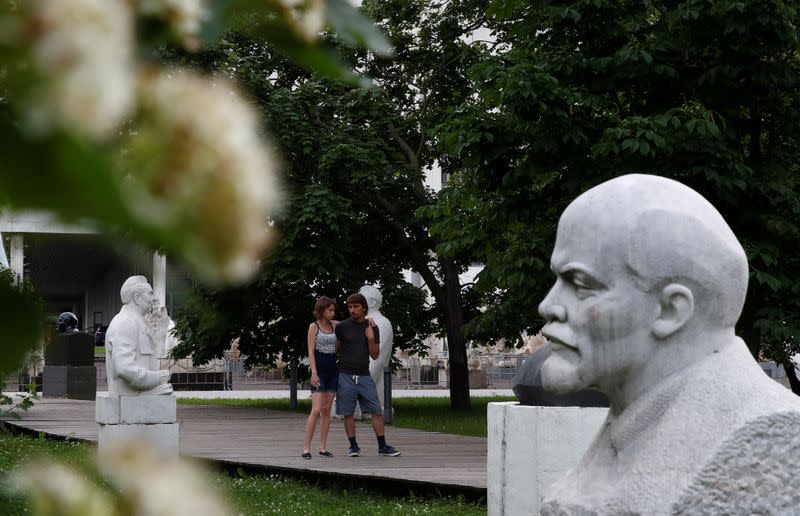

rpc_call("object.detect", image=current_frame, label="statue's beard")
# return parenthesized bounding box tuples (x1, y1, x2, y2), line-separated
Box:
(540, 354, 585, 394)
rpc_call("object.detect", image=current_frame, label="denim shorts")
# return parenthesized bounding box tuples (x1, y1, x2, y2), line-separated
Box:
(311, 352, 338, 393)
(336, 372, 382, 415)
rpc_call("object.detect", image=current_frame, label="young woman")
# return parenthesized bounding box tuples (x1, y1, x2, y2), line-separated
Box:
(302, 296, 339, 458)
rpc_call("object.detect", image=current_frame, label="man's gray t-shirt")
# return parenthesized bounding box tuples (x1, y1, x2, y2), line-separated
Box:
(336, 319, 380, 375)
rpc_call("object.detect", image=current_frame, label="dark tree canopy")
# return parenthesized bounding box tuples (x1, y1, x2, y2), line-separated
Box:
(170, 36, 439, 369)
(171, 0, 489, 406)
(428, 0, 800, 392)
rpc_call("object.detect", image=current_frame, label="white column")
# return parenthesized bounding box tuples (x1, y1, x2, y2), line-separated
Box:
(9, 234, 24, 283)
(152, 252, 166, 307)
(0, 232, 8, 269)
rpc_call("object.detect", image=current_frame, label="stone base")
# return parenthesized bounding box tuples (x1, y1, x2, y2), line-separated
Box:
(42, 365, 96, 400)
(96, 393, 177, 424)
(96, 394, 179, 456)
(45, 333, 94, 366)
(330, 399, 363, 420)
(98, 422, 179, 456)
(469, 369, 488, 388)
(487, 402, 607, 516)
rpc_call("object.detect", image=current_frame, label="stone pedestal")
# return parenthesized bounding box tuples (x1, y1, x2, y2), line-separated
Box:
(469, 369, 488, 388)
(487, 402, 607, 516)
(331, 399, 363, 420)
(42, 365, 96, 400)
(45, 334, 95, 366)
(96, 393, 179, 455)
(43, 332, 96, 400)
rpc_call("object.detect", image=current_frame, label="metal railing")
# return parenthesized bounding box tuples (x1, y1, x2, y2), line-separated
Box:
(484, 354, 525, 386)
(221, 355, 287, 390)
(394, 356, 444, 389)
(10, 349, 525, 393)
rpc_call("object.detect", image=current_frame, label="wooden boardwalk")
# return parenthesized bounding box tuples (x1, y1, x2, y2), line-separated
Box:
(3, 399, 487, 495)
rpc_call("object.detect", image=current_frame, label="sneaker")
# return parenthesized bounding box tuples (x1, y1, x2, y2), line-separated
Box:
(318, 450, 333, 457)
(378, 445, 401, 457)
(348, 445, 361, 457)
(301, 452, 311, 460)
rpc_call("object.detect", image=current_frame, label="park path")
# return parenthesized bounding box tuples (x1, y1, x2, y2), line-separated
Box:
(3, 399, 487, 493)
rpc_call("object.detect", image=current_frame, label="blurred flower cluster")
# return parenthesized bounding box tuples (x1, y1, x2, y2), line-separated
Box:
(9, 442, 233, 516)
(124, 70, 282, 281)
(9, 0, 136, 139)
(279, 0, 326, 40)
(138, 0, 209, 50)
(0, 0, 285, 284)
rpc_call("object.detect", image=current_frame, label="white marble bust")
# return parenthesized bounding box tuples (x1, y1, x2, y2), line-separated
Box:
(360, 284, 393, 410)
(105, 275, 172, 396)
(539, 174, 800, 515)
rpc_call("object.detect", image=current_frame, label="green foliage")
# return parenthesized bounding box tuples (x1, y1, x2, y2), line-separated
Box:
(429, 0, 800, 362)
(0, 271, 44, 376)
(0, 381, 39, 420)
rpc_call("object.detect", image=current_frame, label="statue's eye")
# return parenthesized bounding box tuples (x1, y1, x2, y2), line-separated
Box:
(563, 270, 603, 297)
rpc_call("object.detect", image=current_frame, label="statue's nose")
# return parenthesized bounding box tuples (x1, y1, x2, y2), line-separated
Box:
(539, 285, 567, 322)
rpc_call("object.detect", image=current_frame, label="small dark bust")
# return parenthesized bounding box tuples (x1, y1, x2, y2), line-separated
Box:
(513, 343, 609, 407)
(56, 312, 79, 334)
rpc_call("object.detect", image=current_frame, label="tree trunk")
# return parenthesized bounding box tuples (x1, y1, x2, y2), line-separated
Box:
(442, 258, 470, 409)
(783, 360, 800, 396)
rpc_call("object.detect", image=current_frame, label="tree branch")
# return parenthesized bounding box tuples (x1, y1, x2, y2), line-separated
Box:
(387, 121, 419, 169)
(386, 121, 429, 202)
(367, 191, 446, 306)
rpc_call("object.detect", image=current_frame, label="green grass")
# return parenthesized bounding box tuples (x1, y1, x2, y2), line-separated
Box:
(0, 429, 485, 515)
(94, 346, 105, 355)
(0, 430, 95, 515)
(178, 396, 516, 438)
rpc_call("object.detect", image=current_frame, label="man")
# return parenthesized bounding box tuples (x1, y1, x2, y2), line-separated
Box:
(105, 275, 172, 396)
(335, 292, 401, 457)
(538, 174, 800, 514)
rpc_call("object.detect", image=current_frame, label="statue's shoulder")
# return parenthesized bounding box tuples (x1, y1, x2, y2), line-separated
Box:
(672, 410, 800, 514)
(106, 310, 143, 334)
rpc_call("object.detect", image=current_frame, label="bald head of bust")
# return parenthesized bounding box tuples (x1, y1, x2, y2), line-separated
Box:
(559, 174, 748, 326)
(539, 174, 749, 405)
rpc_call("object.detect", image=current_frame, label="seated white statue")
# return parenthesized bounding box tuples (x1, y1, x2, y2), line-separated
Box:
(360, 284, 393, 411)
(538, 174, 800, 515)
(105, 275, 172, 396)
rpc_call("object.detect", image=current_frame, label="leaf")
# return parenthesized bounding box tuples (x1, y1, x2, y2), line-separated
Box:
(326, 0, 393, 56)
(204, 0, 389, 85)
(0, 271, 44, 376)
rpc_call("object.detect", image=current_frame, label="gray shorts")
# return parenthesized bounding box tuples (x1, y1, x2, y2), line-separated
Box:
(336, 372, 382, 416)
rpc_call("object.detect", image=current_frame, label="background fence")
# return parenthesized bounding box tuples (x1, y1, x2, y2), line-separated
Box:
(4, 352, 532, 392)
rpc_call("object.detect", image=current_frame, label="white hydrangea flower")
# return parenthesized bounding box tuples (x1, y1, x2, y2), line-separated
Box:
(124, 69, 283, 283)
(99, 443, 233, 516)
(137, 0, 209, 50)
(24, 0, 135, 139)
(8, 460, 116, 516)
(279, 0, 326, 41)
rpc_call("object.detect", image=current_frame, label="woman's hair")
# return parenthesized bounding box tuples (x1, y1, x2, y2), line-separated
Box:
(313, 296, 336, 320)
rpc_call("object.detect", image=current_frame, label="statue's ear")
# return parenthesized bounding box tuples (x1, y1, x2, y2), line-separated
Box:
(652, 284, 694, 339)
